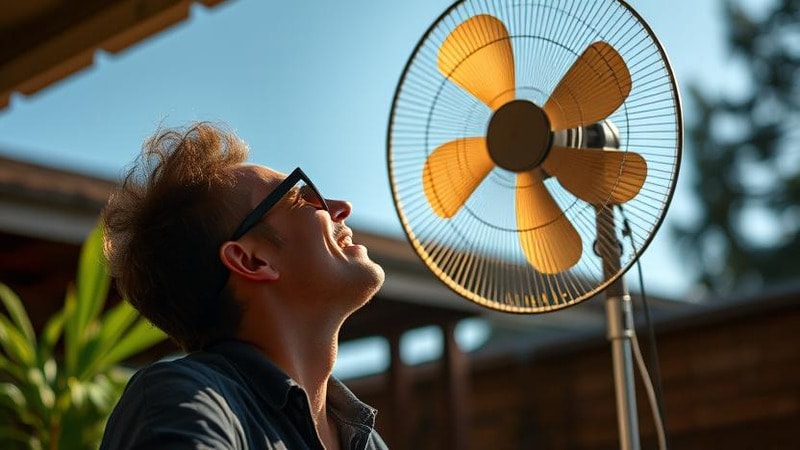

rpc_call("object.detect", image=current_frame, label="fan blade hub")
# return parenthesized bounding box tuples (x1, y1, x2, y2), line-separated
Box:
(487, 100, 552, 172)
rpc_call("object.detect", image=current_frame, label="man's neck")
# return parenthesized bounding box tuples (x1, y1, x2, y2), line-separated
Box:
(276, 330, 339, 416)
(236, 304, 344, 447)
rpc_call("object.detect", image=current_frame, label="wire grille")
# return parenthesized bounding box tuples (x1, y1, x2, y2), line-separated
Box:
(387, 0, 681, 313)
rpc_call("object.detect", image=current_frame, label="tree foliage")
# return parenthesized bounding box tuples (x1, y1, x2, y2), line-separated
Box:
(678, 0, 799, 292)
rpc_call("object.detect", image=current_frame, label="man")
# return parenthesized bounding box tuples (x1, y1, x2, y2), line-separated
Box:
(100, 123, 387, 449)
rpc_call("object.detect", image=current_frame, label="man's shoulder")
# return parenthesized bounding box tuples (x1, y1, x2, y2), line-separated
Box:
(137, 351, 229, 377)
(101, 352, 246, 449)
(123, 351, 240, 402)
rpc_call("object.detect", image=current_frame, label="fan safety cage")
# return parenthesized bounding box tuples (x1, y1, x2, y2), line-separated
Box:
(387, 0, 682, 313)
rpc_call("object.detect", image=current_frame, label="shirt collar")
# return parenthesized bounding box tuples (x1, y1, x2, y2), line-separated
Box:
(328, 377, 377, 429)
(203, 339, 377, 426)
(204, 339, 296, 409)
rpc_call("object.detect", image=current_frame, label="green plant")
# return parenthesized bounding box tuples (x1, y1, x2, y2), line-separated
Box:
(0, 223, 167, 449)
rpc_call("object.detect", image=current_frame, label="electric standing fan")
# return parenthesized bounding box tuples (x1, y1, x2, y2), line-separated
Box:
(387, 1, 681, 449)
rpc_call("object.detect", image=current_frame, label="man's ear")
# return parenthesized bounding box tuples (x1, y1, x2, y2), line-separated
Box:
(219, 241, 279, 281)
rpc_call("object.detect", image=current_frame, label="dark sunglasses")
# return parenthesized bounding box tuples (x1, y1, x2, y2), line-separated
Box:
(229, 167, 329, 240)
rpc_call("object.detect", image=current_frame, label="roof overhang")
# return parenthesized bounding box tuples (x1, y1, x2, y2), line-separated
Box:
(0, 0, 228, 109)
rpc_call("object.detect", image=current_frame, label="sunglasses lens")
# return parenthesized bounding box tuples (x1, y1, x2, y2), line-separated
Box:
(298, 182, 326, 210)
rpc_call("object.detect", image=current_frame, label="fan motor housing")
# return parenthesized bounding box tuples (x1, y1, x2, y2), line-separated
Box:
(486, 99, 552, 172)
(583, 120, 621, 149)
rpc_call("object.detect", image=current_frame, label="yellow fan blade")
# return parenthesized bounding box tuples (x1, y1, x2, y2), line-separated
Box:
(423, 137, 494, 218)
(543, 147, 647, 204)
(438, 14, 516, 110)
(544, 42, 632, 130)
(516, 170, 582, 274)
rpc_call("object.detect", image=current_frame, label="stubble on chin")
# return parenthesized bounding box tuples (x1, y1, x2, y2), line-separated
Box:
(352, 261, 386, 310)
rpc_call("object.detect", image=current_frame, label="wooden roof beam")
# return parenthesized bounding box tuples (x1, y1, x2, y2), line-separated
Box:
(0, 0, 227, 109)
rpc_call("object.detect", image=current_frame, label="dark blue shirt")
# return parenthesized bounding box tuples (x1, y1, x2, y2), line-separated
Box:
(100, 340, 387, 449)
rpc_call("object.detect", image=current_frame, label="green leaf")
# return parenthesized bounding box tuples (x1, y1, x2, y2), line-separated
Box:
(0, 314, 35, 366)
(87, 320, 166, 376)
(63, 285, 79, 375)
(100, 300, 139, 343)
(55, 390, 71, 413)
(85, 381, 113, 411)
(37, 380, 55, 410)
(0, 352, 25, 383)
(0, 283, 35, 348)
(0, 382, 26, 412)
(24, 367, 53, 424)
(42, 358, 57, 386)
(106, 365, 135, 387)
(38, 308, 65, 364)
(74, 223, 111, 343)
(98, 301, 139, 348)
(76, 301, 138, 377)
(75, 334, 102, 380)
(68, 377, 86, 410)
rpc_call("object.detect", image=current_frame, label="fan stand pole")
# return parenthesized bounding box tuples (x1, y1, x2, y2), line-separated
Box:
(597, 206, 641, 450)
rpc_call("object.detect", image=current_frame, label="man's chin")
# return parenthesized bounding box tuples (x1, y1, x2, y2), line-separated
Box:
(353, 262, 385, 306)
(365, 262, 386, 296)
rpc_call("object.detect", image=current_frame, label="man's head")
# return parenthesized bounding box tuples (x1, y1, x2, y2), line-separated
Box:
(103, 123, 384, 352)
(218, 165, 385, 322)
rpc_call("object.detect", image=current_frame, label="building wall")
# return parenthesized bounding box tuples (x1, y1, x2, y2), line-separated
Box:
(349, 292, 800, 450)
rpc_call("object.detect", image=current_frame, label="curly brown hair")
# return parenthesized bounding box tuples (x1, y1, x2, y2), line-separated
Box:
(103, 123, 251, 351)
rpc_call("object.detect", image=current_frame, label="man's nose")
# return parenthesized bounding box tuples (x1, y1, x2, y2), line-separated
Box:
(326, 199, 352, 222)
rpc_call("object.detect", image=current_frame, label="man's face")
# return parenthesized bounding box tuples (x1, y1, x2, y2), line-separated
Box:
(237, 164, 385, 312)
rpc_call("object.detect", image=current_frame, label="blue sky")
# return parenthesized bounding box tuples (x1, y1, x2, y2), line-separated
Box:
(0, 0, 765, 300)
